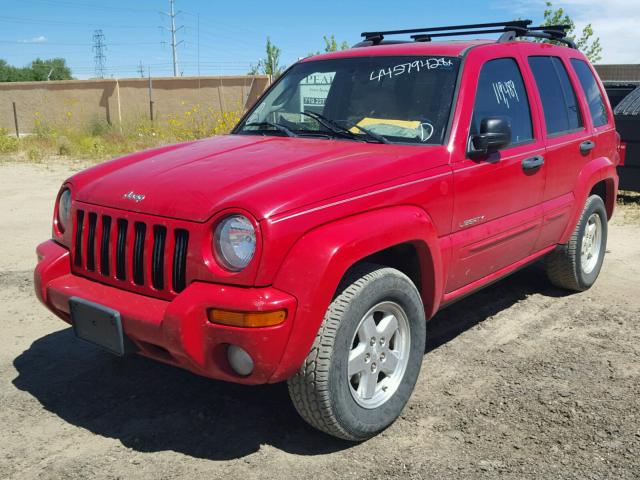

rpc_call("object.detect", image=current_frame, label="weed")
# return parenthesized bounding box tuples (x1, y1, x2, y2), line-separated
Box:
(0, 128, 19, 153)
(26, 147, 44, 163)
(0, 105, 244, 163)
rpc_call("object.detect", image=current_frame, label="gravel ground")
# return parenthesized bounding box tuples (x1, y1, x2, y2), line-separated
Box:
(1, 161, 639, 480)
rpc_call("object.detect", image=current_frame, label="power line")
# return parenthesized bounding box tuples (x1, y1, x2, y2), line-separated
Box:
(25, 0, 157, 14)
(92, 29, 106, 79)
(160, 0, 184, 77)
(0, 14, 157, 29)
(0, 40, 158, 46)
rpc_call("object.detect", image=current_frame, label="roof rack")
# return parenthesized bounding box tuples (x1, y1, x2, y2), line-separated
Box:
(359, 20, 576, 49)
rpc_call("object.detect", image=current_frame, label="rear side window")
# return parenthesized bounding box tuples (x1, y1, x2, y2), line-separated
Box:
(470, 58, 533, 145)
(571, 59, 609, 127)
(528, 56, 583, 135)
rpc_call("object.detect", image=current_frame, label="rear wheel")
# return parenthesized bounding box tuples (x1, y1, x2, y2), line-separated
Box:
(287, 264, 426, 441)
(545, 194, 608, 291)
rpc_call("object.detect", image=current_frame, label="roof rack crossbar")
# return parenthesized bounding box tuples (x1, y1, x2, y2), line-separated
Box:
(501, 23, 576, 48)
(411, 27, 519, 41)
(361, 20, 532, 44)
(517, 31, 576, 48)
(359, 20, 577, 49)
(527, 24, 571, 33)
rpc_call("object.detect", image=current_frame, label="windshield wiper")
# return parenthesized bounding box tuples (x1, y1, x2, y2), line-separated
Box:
(244, 121, 299, 138)
(300, 111, 390, 144)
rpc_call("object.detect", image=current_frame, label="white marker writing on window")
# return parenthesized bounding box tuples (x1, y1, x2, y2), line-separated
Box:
(492, 80, 520, 109)
(369, 57, 453, 82)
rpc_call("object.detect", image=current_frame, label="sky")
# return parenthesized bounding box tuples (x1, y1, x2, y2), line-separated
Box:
(1, 0, 638, 79)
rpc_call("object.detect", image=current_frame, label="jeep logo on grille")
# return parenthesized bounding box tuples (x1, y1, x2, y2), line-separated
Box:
(122, 191, 145, 203)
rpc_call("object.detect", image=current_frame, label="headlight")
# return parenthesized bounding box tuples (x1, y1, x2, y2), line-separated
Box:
(57, 188, 72, 233)
(214, 215, 256, 271)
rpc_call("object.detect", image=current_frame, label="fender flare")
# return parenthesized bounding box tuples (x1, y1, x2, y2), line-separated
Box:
(268, 205, 442, 382)
(560, 155, 618, 244)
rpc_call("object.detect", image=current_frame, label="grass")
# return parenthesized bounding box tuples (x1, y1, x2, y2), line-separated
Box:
(0, 105, 243, 164)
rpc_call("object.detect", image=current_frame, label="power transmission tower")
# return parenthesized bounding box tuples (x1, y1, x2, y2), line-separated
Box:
(160, 0, 184, 76)
(92, 29, 107, 78)
(137, 61, 145, 78)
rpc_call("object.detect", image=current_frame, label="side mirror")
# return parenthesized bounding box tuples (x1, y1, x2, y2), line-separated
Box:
(468, 117, 512, 158)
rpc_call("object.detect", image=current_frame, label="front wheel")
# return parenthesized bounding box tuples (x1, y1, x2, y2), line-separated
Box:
(287, 264, 426, 441)
(545, 194, 608, 291)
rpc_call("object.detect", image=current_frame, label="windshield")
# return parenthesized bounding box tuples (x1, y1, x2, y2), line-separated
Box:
(235, 55, 461, 145)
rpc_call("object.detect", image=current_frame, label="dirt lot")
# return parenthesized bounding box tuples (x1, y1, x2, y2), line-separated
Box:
(1, 161, 639, 480)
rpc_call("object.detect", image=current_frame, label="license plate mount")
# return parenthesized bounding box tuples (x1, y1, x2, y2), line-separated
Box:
(69, 296, 129, 356)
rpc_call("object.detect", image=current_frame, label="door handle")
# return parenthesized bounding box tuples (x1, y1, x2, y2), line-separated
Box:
(522, 155, 545, 171)
(580, 140, 596, 155)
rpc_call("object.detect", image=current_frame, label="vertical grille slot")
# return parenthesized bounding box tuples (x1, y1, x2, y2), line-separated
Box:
(116, 219, 128, 280)
(100, 215, 112, 276)
(74, 210, 85, 267)
(86, 212, 97, 271)
(172, 229, 189, 293)
(133, 222, 147, 285)
(151, 225, 167, 290)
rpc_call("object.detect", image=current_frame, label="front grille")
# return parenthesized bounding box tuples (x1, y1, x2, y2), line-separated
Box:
(172, 229, 189, 293)
(73, 207, 190, 298)
(116, 219, 128, 280)
(86, 213, 97, 271)
(151, 226, 167, 290)
(74, 210, 84, 267)
(100, 215, 111, 276)
(132, 222, 146, 285)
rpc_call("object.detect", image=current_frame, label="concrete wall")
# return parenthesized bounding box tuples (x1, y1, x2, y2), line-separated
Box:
(595, 64, 640, 82)
(0, 75, 270, 134)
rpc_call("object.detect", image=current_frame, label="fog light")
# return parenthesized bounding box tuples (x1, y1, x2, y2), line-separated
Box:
(227, 345, 254, 376)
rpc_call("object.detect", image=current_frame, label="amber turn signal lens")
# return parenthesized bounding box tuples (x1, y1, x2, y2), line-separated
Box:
(207, 309, 286, 328)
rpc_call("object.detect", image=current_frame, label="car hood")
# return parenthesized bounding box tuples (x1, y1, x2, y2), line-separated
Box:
(72, 134, 447, 222)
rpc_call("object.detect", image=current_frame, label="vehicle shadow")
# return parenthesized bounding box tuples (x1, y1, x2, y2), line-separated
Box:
(425, 262, 567, 352)
(13, 263, 568, 460)
(12, 330, 352, 460)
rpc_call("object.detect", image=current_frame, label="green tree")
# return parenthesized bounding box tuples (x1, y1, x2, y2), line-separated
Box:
(29, 58, 73, 81)
(308, 34, 350, 56)
(322, 35, 349, 53)
(540, 1, 602, 63)
(0, 57, 73, 82)
(248, 37, 285, 77)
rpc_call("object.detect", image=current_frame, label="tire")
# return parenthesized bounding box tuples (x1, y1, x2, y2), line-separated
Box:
(545, 194, 608, 291)
(287, 263, 426, 441)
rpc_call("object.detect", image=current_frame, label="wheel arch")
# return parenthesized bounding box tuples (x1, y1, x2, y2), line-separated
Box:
(589, 177, 617, 220)
(269, 205, 442, 382)
(560, 156, 618, 243)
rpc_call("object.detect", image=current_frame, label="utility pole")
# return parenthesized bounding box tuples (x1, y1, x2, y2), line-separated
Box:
(92, 29, 107, 79)
(160, 0, 184, 77)
(148, 67, 154, 121)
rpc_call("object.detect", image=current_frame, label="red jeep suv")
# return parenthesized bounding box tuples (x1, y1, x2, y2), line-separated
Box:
(34, 21, 621, 441)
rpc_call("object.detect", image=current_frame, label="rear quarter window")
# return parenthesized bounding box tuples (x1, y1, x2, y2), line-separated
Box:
(528, 56, 583, 136)
(570, 59, 609, 127)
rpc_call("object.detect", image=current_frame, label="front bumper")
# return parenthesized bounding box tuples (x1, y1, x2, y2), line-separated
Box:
(34, 240, 297, 384)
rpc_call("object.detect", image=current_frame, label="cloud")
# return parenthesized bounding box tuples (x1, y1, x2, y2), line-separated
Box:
(19, 35, 47, 44)
(491, 0, 640, 63)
